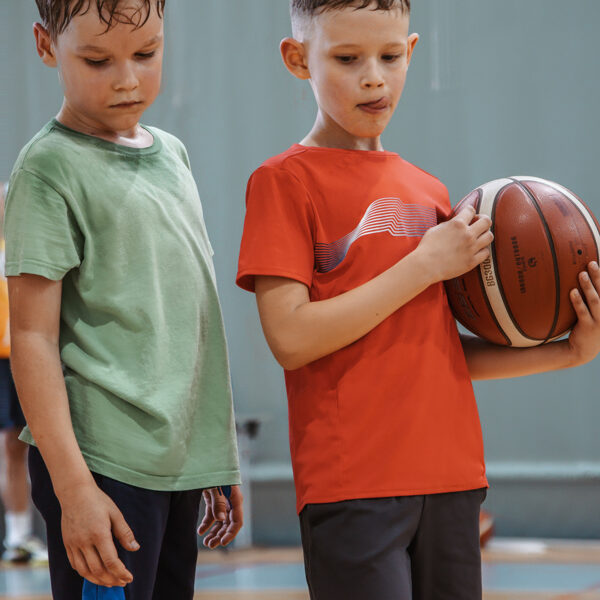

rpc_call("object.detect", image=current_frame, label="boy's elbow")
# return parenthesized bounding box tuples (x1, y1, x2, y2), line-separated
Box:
(268, 338, 310, 371)
(277, 354, 308, 371)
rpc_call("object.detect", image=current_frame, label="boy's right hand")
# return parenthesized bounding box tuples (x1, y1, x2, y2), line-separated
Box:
(58, 482, 139, 587)
(416, 206, 493, 283)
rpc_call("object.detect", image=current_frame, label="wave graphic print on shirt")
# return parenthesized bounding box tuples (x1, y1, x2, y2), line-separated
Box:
(315, 197, 438, 273)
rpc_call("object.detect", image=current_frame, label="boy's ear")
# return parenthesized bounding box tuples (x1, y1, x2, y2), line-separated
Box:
(406, 33, 419, 66)
(280, 37, 310, 80)
(33, 22, 58, 67)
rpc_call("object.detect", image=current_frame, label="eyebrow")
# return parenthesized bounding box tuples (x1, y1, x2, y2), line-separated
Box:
(330, 41, 407, 51)
(76, 35, 163, 53)
(330, 43, 361, 50)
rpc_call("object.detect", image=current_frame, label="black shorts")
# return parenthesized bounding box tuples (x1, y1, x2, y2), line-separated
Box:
(300, 488, 487, 600)
(29, 446, 203, 600)
(0, 358, 25, 430)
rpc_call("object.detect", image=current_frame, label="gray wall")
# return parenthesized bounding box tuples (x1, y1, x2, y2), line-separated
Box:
(1, 1, 599, 544)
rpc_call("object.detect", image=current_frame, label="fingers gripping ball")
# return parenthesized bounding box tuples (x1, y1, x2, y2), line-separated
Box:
(445, 177, 600, 347)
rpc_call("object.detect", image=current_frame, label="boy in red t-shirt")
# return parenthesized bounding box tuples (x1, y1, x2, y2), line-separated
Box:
(236, 1, 600, 598)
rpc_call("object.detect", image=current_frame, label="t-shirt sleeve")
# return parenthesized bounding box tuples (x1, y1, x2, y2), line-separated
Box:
(4, 169, 83, 281)
(236, 165, 315, 293)
(440, 185, 453, 220)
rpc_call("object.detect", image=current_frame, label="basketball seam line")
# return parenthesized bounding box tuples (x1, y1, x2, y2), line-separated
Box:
(512, 179, 561, 343)
(490, 181, 535, 345)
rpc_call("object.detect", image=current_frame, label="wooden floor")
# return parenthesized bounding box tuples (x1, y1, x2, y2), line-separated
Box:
(9, 595, 307, 600)
(198, 591, 600, 600)
(10, 589, 600, 599)
(192, 543, 600, 599)
(3, 541, 600, 600)
(483, 539, 600, 600)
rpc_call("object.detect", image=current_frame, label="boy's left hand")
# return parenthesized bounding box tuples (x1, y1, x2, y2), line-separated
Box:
(198, 485, 244, 548)
(567, 261, 600, 366)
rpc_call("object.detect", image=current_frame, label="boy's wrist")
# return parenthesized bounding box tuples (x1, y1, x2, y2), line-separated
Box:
(565, 338, 591, 369)
(54, 476, 98, 507)
(535, 338, 585, 372)
(38, 449, 97, 506)
(408, 246, 440, 288)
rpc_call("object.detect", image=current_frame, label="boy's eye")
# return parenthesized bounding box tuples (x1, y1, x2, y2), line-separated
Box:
(84, 58, 108, 67)
(136, 51, 156, 60)
(335, 56, 356, 64)
(382, 54, 402, 62)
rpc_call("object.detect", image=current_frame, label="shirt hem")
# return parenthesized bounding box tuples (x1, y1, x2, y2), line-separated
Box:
(20, 433, 241, 491)
(296, 477, 489, 514)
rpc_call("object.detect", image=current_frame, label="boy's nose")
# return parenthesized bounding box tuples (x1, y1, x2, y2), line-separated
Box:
(113, 62, 139, 91)
(360, 62, 385, 89)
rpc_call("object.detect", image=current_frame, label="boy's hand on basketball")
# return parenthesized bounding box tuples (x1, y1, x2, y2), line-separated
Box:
(59, 482, 139, 587)
(416, 206, 494, 283)
(567, 261, 600, 365)
(198, 485, 244, 548)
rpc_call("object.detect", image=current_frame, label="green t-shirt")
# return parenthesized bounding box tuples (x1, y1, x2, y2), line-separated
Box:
(5, 120, 240, 491)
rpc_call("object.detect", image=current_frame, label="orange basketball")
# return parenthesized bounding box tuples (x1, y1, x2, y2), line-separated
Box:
(445, 177, 600, 347)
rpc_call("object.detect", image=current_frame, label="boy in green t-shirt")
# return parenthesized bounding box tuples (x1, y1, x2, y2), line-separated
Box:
(4, 1, 242, 598)
(237, 1, 600, 598)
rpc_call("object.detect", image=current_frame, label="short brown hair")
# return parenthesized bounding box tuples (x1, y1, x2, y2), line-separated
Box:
(291, 0, 410, 18)
(290, 0, 410, 38)
(35, 0, 165, 39)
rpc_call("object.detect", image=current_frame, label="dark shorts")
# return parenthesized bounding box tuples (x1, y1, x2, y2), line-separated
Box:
(300, 488, 487, 600)
(0, 358, 26, 430)
(29, 446, 203, 600)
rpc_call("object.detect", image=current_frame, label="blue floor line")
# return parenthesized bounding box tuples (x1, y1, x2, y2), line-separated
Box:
(195, 563, 307, 590)
(482, 562, 600, 593)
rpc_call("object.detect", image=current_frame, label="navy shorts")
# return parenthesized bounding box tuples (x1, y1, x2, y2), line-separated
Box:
(0, 358, 25, 430)
(29, 446, 203, 600)
(300, 488, 487, 600)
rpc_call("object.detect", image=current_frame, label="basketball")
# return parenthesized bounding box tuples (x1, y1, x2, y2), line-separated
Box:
(445, 176, 600, 347)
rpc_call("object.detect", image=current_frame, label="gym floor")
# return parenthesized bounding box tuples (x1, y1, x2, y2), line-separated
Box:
(1, 540, 599, 599)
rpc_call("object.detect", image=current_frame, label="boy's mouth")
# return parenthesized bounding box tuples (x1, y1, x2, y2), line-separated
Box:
(110, 100, 143, 109)
(358, 97, 389, 113)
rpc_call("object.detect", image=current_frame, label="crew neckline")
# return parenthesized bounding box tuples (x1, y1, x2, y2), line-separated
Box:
(50, 118, 162, 156)
(292, 143, 398, 158)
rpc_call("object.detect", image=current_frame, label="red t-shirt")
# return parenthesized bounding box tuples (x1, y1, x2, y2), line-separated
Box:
(237, 145, 487, 513)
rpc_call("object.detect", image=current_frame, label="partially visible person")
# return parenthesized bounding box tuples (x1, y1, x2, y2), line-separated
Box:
(0, 181, 48, 564)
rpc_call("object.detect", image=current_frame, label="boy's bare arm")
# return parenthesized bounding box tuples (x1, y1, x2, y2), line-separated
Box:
(256, 207, 493, 370)
(0, 182, 6, 230)
(462, 262, 600, 380)
(8, 274, 139, 587)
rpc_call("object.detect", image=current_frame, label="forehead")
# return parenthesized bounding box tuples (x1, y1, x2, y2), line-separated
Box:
(309, 6, 409, 46)
(59, 1, 163, 48)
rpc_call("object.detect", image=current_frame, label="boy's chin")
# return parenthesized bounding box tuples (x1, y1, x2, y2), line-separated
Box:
(342, 119, 391, 141)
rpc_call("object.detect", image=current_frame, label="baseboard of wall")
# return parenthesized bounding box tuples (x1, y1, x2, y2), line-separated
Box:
(247, 461, 600, 545)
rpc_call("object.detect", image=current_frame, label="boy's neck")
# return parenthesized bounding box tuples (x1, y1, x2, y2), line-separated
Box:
(300, 114, 385, 152)
(55, 102, 154, 149)
(300, 131, 384, 152)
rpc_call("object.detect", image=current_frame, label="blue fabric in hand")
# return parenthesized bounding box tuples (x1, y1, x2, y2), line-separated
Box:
(82, 580, 126, 599)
